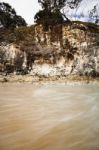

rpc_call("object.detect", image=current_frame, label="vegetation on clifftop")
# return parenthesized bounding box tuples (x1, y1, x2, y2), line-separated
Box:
(0, 2, 26, 28)
(34, 0, 82, 30)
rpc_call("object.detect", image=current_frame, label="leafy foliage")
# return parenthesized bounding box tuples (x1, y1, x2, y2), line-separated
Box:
(35, 0, 82, 30)
(34, 9, 64, 30)
(0, 2, 27, 28)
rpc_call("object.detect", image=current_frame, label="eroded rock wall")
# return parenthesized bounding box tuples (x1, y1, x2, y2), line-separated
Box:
(0, 43, 24, 74)
(32, 23, 99, 77)
(0, 22, 99, 77)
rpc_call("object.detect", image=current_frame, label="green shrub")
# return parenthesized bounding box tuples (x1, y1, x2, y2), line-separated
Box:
(96, 41, 99, 46)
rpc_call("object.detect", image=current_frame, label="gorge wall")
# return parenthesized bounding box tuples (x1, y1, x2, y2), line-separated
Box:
(0, 21, 99, 77)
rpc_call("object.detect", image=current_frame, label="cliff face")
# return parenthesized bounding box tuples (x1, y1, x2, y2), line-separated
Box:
(31, 22, 99, 77)
(0, 22, 99, 77)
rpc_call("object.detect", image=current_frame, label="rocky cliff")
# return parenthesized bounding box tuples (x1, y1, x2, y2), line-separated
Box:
(0, 21, 99, 79)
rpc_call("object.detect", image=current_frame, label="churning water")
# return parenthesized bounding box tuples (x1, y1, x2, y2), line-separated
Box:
(0, 83, 99, 150)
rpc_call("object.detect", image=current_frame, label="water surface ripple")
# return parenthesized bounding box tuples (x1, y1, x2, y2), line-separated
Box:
(0, 83, 99, 150)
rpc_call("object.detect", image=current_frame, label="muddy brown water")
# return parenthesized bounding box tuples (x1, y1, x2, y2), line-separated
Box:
(0, 83, 99, 150)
